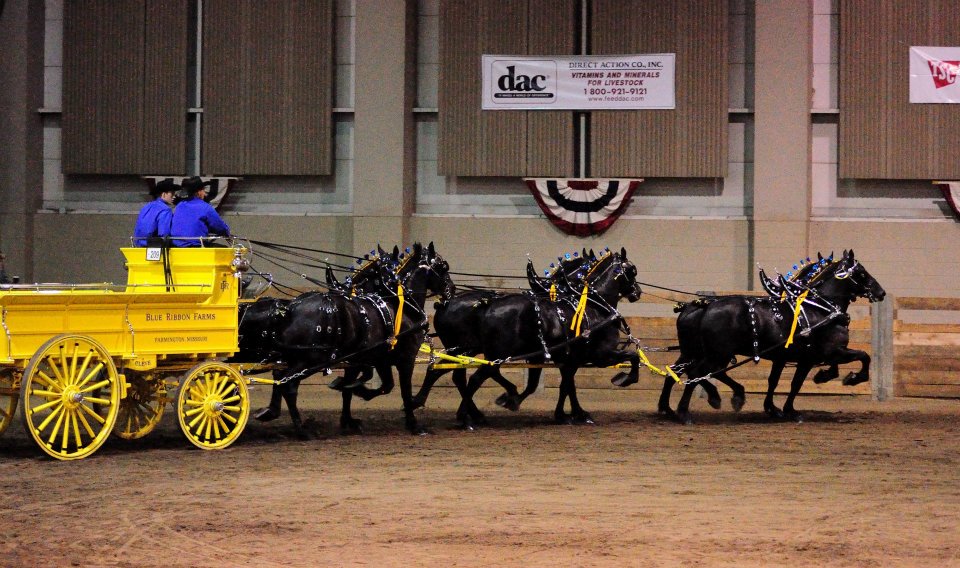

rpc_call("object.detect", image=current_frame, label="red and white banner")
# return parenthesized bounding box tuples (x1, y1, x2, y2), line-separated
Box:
(935, 181, 960, 221)
(524, 178, 642, 236)
(910, 47, 960, 103)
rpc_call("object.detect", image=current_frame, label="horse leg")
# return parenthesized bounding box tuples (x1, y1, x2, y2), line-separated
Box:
(834, 348, 871, 386)
(253, 368, 287, 422)
(395, 361, 428, 435)
(339, 390, 363, 434)
(610, 355, 640, 388)
(491, 368, 524, 411)
(556, 366, 593, 425)
(658, 375, 677, 417)
(508, 367, 544, 409)
(458, 368, 490, 430)
(782, 361, 814, 422)
(494, 367, 543, 412)
(714, 372, 745, 412)
(329, 366, 370, 391)
(763, 359, 787, 418)
(812, 364, 840, 384)
(353, 368, 394, 401)
(674, 380, 699, 424)
(411, 366, 451, 410)
(279, 379, 307, 439)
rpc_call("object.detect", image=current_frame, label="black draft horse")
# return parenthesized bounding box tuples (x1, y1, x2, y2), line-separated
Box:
(235, 246, 395, 431)
(410, 252, 593, 428)
(246, 242, 455, 435)
(661, 249, 885, 423)
(453, 248, 643, 426)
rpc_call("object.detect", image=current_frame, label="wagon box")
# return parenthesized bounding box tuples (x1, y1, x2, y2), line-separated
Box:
(0, 245, 254, 460)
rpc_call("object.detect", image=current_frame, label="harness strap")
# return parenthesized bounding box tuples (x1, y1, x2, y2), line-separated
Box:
(388, 283, 404, 350)
(785, 290, 809, 348)
(569, 283, 590, 336)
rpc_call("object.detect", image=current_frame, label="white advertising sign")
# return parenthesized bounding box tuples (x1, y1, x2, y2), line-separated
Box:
(481, 54, 676, 110)
(910, 46, 960, 103)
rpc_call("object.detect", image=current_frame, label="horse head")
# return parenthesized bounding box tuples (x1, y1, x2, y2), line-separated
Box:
(397, 242, 456, 306)
(830, 249, 886, 303)
(585, 247, 642, 304)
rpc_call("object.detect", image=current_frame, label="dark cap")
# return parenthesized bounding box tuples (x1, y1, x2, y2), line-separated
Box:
(150, 178, 180, 197)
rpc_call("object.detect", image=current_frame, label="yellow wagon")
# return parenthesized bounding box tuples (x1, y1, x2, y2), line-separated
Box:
(0, 244, 258, 460)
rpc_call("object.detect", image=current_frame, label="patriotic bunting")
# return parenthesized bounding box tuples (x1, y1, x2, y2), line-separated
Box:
(935, 181, 960, 221)
(525, 178, 642, 236)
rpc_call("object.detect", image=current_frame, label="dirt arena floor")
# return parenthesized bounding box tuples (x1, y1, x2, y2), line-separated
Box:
(1, 383, 959, 567)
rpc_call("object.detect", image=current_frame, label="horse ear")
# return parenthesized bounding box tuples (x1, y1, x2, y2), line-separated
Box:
(620, 247, 628, 259)
(428, 241, 436, 257)
(817, 252, 824, 261)
(391, 245, 400, 259)
(848, 249, 855, 260)
(412, 242, 423, 256)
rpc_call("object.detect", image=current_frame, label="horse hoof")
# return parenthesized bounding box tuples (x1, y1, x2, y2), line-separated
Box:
(494, 393, 520, 412)
(610, 372, 638, 388)
(731, 394, 746, 412)
(707, 392, 722, 410)
(253, 406, 280, 422)
(294, 429, 310, 441)
(842, 372, 868, 386)
(657, 407, 679, 421)
(574, 414, 595, 425)
(764, 407, 784, 420)
(812, 369, 834, 384)
(555, 414, 574, 425)
(411, 427, 431, 436)
(460, 422, 476, 432)
(340, 419, 364, 435)
(327, 376, 346, 391)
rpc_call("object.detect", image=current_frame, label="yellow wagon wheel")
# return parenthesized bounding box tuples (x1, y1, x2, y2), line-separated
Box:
(0, 368, 20, 437)
(19, 334, 120, 460)
(177, 362, 249, 450)
(115, 374, 167, 440)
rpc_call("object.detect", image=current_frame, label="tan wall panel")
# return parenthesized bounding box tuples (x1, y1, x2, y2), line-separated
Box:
(63, 1, 153, 174)
(526, 0, 575, 177)
(590, 0, 727, 177)
(143, 1, 188, 174)
(203, 0, 250, 174)
(438, 0, 480, 175)
(97, 2, 145, 174)
(283, 0, 333, 175)
(203, 0, 332, 175)
(811, 219, 960, 297)
(438, 0, 575, 176)
(62, 0, 102, 173)
(839, 0, 960, 179)
(247, 3, 286, 174)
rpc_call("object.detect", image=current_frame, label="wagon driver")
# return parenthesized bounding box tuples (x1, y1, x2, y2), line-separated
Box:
(133, 178, 177, 247)
(170, 176, 231, 247)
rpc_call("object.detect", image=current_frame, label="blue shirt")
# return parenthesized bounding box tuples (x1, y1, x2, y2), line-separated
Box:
(170, 196, 230, 247)
(133, 198, 172, 247)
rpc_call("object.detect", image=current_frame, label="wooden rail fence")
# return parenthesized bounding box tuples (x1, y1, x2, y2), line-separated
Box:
(890, 297, 960, 399)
